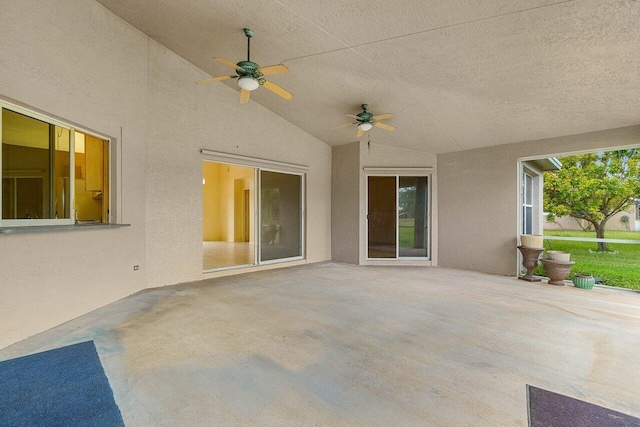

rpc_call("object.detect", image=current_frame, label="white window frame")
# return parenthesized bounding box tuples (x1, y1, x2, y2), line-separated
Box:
(0, 100, 111, 227)
(522, 172, 534, 235)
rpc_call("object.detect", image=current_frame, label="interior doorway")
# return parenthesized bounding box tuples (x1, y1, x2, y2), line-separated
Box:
(202, 161, 255, 270)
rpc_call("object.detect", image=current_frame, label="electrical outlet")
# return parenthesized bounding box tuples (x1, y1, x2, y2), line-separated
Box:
(133, 265, 139, 271)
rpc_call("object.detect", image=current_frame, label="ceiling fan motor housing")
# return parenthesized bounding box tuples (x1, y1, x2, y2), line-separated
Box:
(235, 61, 266, 84)
(357, 111, 373, 123)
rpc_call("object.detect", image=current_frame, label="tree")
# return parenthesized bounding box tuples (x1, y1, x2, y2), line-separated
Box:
(543, 149, 640, 251)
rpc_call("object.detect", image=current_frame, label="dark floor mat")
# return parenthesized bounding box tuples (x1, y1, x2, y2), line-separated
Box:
(528, 385, 640, 427)
(0, 341, 124, 427)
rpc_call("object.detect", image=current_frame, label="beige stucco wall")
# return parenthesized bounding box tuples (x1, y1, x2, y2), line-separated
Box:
(144, 39, 331, 288)
(360, 142, 438, 265)
(438, 125, 640, 276)
(331, 142, 361, 264)
(545, 208, 639, 232)
(331, 141, 437, 265)
(0, 1, 148, 349)
(0, 1, 331, 348)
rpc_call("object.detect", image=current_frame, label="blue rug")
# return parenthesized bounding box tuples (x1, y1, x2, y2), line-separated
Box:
(0, 341, 124, 427)
(528, 385, 640, 427)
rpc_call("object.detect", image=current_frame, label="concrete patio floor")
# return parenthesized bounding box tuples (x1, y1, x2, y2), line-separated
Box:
(1, 262, 639, 426)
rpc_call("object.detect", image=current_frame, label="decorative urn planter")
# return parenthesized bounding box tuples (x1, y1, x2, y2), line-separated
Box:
(517, 246, 544, 282)
(540, 258, 575, 286)
(573, 274, 596, 290)
(521, 234, 543, 248)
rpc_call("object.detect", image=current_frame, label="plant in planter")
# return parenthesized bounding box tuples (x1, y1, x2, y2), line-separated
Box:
(572, 273, 596, 290)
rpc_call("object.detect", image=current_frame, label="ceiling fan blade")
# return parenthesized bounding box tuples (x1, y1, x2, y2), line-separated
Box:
(346, 114, 359, 119)
(331, 122, 353, 130)
(263, 80, 293, 100)
(240, 89, 251, 104)
(196, 75, 235, 84)
(215, 57, 243, 71)
(374, 122, 396, 131)
(258, 64, 289, 76)
(372, 113, 393, 121)
(357, 129, 364, 138)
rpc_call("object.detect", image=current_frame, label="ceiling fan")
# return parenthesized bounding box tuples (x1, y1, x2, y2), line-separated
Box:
(331, 104, 396, 137)
(196, 28, 293, 104)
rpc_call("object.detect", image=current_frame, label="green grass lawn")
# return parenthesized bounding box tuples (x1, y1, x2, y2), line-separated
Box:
(533, 230, 640, 290)
(398, 218, 415, 247)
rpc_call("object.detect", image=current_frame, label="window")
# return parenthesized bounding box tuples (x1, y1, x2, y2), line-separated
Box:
(522, 172, 533, 235)
(1, 102, 110, 226)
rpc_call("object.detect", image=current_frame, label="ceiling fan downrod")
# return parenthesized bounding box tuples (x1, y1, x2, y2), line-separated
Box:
(244, 28, 254, 62)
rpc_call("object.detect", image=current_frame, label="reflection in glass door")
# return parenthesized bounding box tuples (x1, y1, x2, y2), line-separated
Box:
(367, 175, 430, 260)
(399, 176, 428, 258)
(259, 170, 303, 263)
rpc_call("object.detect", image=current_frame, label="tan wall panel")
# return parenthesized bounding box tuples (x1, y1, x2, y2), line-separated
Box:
(438, 125, 640, 275)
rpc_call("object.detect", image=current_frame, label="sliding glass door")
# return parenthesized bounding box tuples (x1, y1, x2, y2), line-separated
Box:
(367, 175, 430, 260)
(202, 162, 304, 272)
(367, 176, 397, 258)
(259, 170, 303, 263)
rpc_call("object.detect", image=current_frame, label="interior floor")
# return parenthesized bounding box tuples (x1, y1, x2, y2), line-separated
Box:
(1, 263, 638, 425)
(203, 241, 254, 270)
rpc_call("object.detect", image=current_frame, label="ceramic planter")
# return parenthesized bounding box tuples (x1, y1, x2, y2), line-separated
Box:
(540, 258, 575, 286)
(546, 251, 570, 262)
(521, 234, 543, 248)
(572, 274, 596, 290)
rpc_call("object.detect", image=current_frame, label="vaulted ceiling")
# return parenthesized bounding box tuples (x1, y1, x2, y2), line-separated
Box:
(96, 0, 640, 154)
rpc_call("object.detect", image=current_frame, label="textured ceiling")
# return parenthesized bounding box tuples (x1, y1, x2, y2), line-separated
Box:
(96, 0, 640, 154)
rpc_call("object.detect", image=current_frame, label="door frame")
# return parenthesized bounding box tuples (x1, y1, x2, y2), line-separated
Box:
(201, 155, 307, 273)
(365, 172, 432, 261)
(257, 167, 306, 265)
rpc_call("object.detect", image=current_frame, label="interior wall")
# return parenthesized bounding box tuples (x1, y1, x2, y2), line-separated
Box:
(202, 161, 221, 241)
(0, 0, 148, 349)
(218, 164, 253, 243)
(438, 125, 640, 276)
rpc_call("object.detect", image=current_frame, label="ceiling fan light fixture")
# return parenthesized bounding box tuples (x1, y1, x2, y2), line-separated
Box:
(358, 122, 373, 132)
(237, 76, 260, 91)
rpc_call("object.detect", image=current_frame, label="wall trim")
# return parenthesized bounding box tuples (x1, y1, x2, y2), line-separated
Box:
(363, 167, 434, 173)
(201, 149, 309, 171)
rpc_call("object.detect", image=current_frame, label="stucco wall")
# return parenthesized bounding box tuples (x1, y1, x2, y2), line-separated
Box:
(0, 0, 148, 349)
(331, 141, 437, 265)
(144, 40, 331, 288)
(359, 142, 438, 265)
(331, 142, 360, 264)
(545, 208, 639, 232)
(438, 125, 640, 275)
(0, 1, 331, 348)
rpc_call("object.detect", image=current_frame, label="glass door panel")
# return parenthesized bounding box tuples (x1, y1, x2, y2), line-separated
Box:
(399, 176, 428, 258)
(367, 176, 397, 258)
(260, 171, 302, 262)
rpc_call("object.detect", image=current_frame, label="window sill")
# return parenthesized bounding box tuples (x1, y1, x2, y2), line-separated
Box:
(0, 223, 130, 234)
